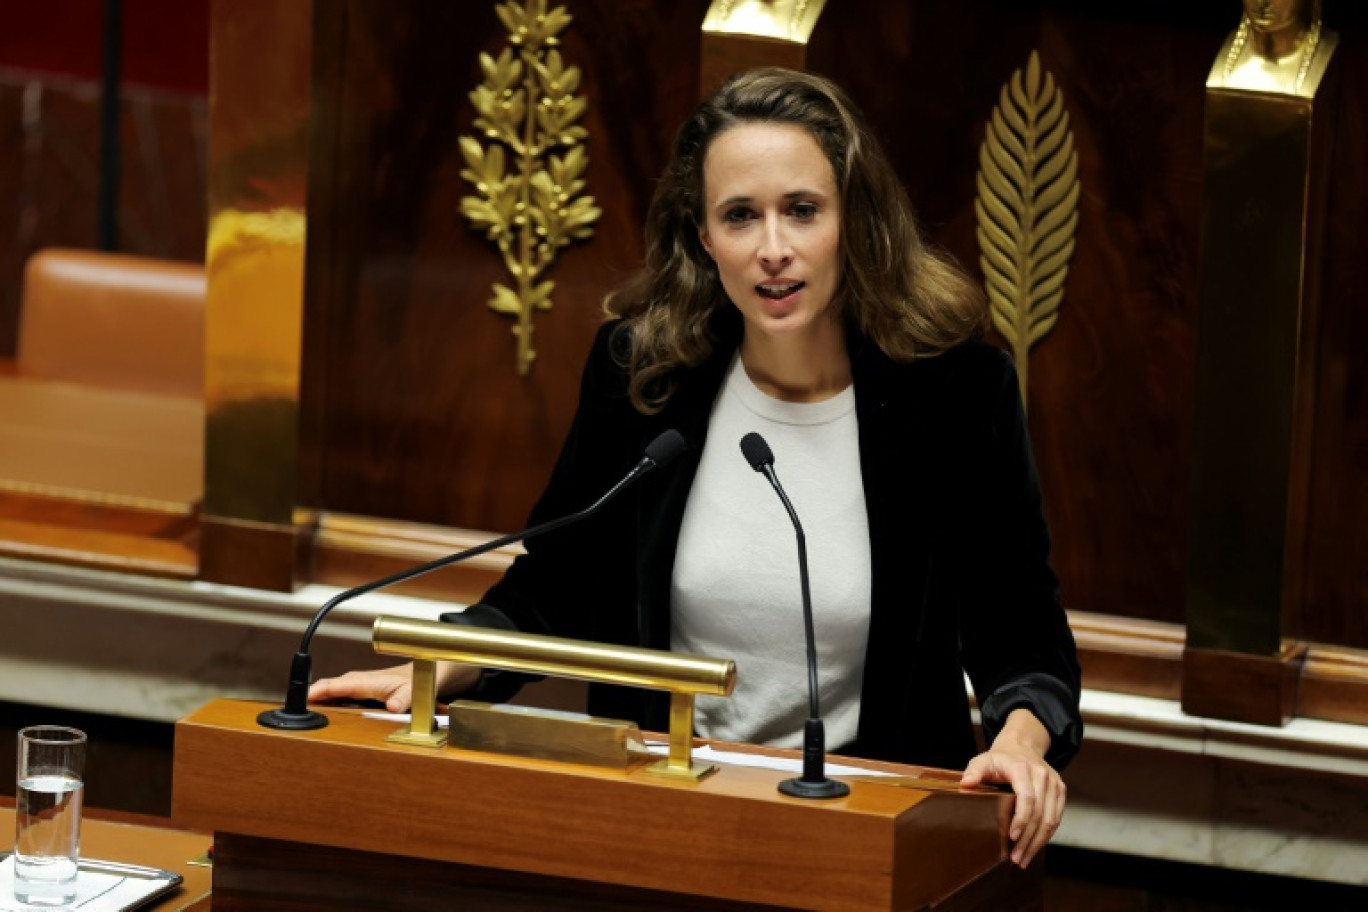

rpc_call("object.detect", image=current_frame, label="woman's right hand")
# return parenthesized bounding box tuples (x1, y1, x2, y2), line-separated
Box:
(308, 660, 480, 713)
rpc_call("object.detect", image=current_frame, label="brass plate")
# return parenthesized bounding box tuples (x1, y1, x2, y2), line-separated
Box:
(448, 700, 651, 770)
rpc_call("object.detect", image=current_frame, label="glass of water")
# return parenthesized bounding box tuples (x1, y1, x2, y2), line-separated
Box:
(14, 726, 87, 907)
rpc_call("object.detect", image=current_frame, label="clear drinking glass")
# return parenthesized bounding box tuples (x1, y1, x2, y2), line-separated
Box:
(14, 726, 87, 907)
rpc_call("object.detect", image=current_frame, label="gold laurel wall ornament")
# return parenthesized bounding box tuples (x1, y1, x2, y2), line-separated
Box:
(459, 0, 601, 375)
(974, 50, 1079, 408)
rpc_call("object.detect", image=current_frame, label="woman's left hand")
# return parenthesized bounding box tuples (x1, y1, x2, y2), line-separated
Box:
(959, 708, 1065, 869)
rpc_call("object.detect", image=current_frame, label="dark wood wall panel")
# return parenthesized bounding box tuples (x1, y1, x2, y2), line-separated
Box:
(308, 0, 711, 533)
(808, 2, 1368, 645)
(0, 0, 209, 93)
(807, 3, 1232, 628)
(304, 2, 1368, 650)
(1009, 10, 1217, 626)
(1301, 20, 1368, 649)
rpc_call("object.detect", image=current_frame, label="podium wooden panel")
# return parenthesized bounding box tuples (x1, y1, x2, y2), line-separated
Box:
(172, 700, 1039, 911)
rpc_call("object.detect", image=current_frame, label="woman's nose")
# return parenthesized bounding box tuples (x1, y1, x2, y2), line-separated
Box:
(757, 219, 793, 269)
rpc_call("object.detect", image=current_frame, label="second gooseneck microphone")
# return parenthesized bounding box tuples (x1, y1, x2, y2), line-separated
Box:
(740, 432, 850, 800)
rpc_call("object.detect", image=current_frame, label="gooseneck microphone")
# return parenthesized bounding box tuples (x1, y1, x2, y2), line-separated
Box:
(740, 432, 850, 800)
(257, 429, 688, 731)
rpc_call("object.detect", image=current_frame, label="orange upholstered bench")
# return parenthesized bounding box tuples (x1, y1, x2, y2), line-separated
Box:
(16, 248, 205, 398)
(0, 248, 206, 520)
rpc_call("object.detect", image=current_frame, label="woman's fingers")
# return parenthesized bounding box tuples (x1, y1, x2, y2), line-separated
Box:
(960, 746, 1067, 868)
(308, 665, 415, 712)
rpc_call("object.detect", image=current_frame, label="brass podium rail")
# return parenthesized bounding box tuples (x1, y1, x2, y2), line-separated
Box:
(373, 616, 736, 779)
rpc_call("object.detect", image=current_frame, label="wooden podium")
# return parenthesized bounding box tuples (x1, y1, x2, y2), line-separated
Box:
(172, 700, 1039, 911)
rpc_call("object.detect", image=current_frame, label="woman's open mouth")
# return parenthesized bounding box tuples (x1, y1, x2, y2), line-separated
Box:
(756, 281, 805, 300)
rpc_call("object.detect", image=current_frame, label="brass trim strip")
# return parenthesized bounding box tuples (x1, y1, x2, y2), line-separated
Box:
(0, 477, 195, 516)
(314, 512, 525, 565)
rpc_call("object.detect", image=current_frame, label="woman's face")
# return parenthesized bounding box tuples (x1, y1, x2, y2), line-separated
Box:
(697, 122, 842, 345)
(1244, 0, 1303, 32)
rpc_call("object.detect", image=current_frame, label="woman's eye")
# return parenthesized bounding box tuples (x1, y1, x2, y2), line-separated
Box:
(790, 202, 818, 220)
(722, 207, 754, 225)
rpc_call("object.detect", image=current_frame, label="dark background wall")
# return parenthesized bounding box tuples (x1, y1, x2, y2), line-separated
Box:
(0, 0, 208, 91)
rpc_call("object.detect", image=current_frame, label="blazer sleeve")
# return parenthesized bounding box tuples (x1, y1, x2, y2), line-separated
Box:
(958, 349, 1083, 770)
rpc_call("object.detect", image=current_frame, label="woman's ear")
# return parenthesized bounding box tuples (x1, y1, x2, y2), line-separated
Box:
(697, 223, 714, 259)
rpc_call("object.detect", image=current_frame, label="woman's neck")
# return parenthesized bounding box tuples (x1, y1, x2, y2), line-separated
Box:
(739, 322, 852, 403)
(1249, 14, 1314, 61)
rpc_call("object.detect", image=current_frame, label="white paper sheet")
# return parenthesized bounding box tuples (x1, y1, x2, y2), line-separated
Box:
(364, 711, 898, 777)
(643, 740, 897, 777)
(0, 855, 179, 912)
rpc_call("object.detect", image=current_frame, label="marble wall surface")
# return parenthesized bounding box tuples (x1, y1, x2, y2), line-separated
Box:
(0, 555, 430, 721)
(1061, 690, 1368, 886)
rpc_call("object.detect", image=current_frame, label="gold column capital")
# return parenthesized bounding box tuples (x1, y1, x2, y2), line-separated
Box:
(1207, 3, 1338, 98)
(702, 0, 827, 44)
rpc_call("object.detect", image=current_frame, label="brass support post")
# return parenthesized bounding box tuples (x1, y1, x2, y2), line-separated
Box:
(386, 658, 449, 748)
(643, 690, 717, 781)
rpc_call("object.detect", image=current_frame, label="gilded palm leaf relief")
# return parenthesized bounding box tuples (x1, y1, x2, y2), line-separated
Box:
(975, 51, 1079, 407)
(459, 0, 602, 375)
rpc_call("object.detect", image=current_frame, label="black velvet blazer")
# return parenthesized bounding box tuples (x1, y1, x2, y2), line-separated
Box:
(474, 313, 1083, 772)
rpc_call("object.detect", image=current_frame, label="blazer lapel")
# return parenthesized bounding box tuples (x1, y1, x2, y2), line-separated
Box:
(852, 344, 938, 752)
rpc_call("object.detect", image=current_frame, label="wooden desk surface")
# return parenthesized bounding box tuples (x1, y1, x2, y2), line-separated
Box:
(0, 803, 212, 910)
(0, 375, 203, 510)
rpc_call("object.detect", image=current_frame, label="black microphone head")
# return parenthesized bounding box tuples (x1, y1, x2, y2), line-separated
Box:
(644, 429, 687, 468)
(740, 432, 774, 472)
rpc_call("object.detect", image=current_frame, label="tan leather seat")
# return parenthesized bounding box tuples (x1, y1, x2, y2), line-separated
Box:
(17, 248, 205, 399)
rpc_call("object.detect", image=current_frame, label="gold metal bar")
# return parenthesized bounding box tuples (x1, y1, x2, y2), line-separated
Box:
(668, 691, 694, 772)
(373, 616, 731, 777)
(373, 617, 735, 695)
(411, 658, 437, 735)
(385, 658, 448, 747)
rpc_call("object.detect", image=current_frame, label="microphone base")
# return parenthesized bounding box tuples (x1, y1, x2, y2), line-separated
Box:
(778, 776, 850, 800)
(256, 707, 329, 731)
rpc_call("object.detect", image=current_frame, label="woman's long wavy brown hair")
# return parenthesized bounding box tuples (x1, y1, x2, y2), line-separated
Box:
(605, 68, 987, 414)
